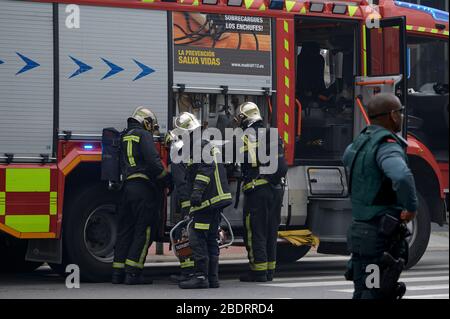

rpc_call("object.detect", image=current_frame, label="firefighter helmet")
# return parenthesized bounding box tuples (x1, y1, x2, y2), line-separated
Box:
(130, 106, 159, 133)
(174, 112, 201, 133)
(237, 102, 262, 127)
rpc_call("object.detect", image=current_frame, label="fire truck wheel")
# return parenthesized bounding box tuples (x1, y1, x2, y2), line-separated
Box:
(63, 183, 118, 282)
(276, 244, 311, 264)
(405, 192, 431, 269)
(0, 235, 43, 273)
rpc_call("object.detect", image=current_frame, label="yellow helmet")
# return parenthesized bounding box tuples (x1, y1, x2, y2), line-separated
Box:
(237, 102, 262, 127)
(174, 112, 201, 133)
(130, 106, 159, 132)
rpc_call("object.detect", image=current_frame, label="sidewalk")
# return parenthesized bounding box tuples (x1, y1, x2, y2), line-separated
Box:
(146, 230, 449, 263)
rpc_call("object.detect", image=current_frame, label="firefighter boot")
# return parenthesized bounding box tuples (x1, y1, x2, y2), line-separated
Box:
(208, 256, 220, 288)
(111, 269, 125, 284)
(239, 271, 267, 282)
(178, 274, 209, 289)
(170, 268, 195, 283)
(124, 272, 153, 285)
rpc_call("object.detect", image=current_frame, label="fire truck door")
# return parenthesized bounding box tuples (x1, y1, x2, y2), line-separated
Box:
(354, 17, 407, 137)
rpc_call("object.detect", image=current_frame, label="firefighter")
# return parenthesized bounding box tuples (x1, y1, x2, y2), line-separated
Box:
(236, 102, 287, 283)
(343, 93, 418, 299)
(112, 106, 173, 285)
(174, 112, 232, 289)
(164, 131, 196, 283)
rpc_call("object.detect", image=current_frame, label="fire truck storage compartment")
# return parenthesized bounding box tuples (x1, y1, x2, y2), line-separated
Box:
(306, 198, 352, 243)
(294, 18, 357, 162)
(0, 0, 54, 159)
(58, 5, 169, 136)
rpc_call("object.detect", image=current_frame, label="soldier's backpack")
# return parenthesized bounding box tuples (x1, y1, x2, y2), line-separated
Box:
(101, 127, 124, 187)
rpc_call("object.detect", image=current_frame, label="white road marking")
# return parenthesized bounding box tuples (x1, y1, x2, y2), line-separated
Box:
(332, 284, 449, 293)
(404, 294, 449, 299)
(261, 276, 448, 288)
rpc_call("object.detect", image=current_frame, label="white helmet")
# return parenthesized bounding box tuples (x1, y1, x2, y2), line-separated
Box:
(130, 106, 159, 132)
(174, 112, 201, 133)
(237, 102, 262, 127)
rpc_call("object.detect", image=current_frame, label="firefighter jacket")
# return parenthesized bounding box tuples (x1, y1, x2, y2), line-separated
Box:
(121, 121, 167, 181)
(186, 139, 232, 214)
(171, 162, 190, 210)
(240, 121, 275, 194)
(343, 125, 418, 221)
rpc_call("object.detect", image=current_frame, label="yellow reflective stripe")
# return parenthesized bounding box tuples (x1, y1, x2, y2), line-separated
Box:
(284, 75, 289, 88)
(284, 39, 289, 52)
(284, 113, 289, 125)
(5, 215, 50, 233)
(139, 226, 151, 265)
(123, 135, 140, 143)
(0, 192, 5, 216)
(444, 31, 449, 36)
(125, 259, 144, 269)
(210, 193, 232, 204)
(123, 135, 140, 167)
(418, 27, 426, 32)
(285, 94, 289, 107)
(285, 1, 295, 13)
(245, 213, 255, 265)
(268, 261, 276, 270)
(242, 179, 269, 191)
(113, 262, 125, 269)
(181, 200, 191, 209)
(195, 174, 211, 184)
(180, 259, 195, 268)
(363, 25, 367, 76)
(6, 168, 50, 192)
(283, 20, 289, 32)
(141, 0, 155, 2)
(50, 192, 57, 215)
(194, 223, 210, 230)
(157, 170, 168, 179)
(190, 200, 211, 213)
(127, 173, 149, 180)
(406, 25, 414, 31)
(348, 5, 358, 17)
(241, 135, 257, 166)
(300, 6, 307, 14)
(431, 29, 439, 34)
(284, 57, 289, 70)
(251, 262, 268, 271)
(213, 154, 225, 196)
(284, 132, 289, 144)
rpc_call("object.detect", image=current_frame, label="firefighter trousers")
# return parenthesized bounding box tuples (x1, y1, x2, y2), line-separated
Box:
(243, 184, 283, 274)
(113, 179, 158, 274)
(188, 209, 221, 278)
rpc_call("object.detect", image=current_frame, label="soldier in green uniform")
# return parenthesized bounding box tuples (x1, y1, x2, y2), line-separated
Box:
(343, 93, 418, 299)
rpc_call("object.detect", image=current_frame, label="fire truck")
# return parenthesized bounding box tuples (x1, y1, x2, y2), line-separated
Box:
(0, 0, 448, 282)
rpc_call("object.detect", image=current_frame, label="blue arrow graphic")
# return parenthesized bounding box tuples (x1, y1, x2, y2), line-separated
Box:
(0, 59, 4, 65)
(101, 58, 124, 80)
(133, 59, 155, 81)
(16, 52, 40, 75)
(69, 56, 93, 78)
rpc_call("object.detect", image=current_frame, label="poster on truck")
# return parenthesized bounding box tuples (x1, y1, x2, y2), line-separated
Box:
(172, 12, 272, 90)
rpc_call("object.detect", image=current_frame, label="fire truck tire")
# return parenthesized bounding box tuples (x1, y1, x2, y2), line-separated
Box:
(63, 183, 118, 282)
(405, 192, 431, 269)
(276, 244, 311, 264)
(0, 235, 43, 273)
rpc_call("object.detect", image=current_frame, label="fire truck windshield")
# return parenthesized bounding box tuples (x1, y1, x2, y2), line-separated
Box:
(408, 36, 449, 95)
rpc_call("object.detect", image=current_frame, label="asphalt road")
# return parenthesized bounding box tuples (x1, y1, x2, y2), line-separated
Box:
(0, 248, 447, 299)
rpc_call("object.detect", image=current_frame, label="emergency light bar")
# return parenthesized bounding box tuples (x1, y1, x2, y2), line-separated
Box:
(310, 2, 325, 13)
(227, 0, 243, 7)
